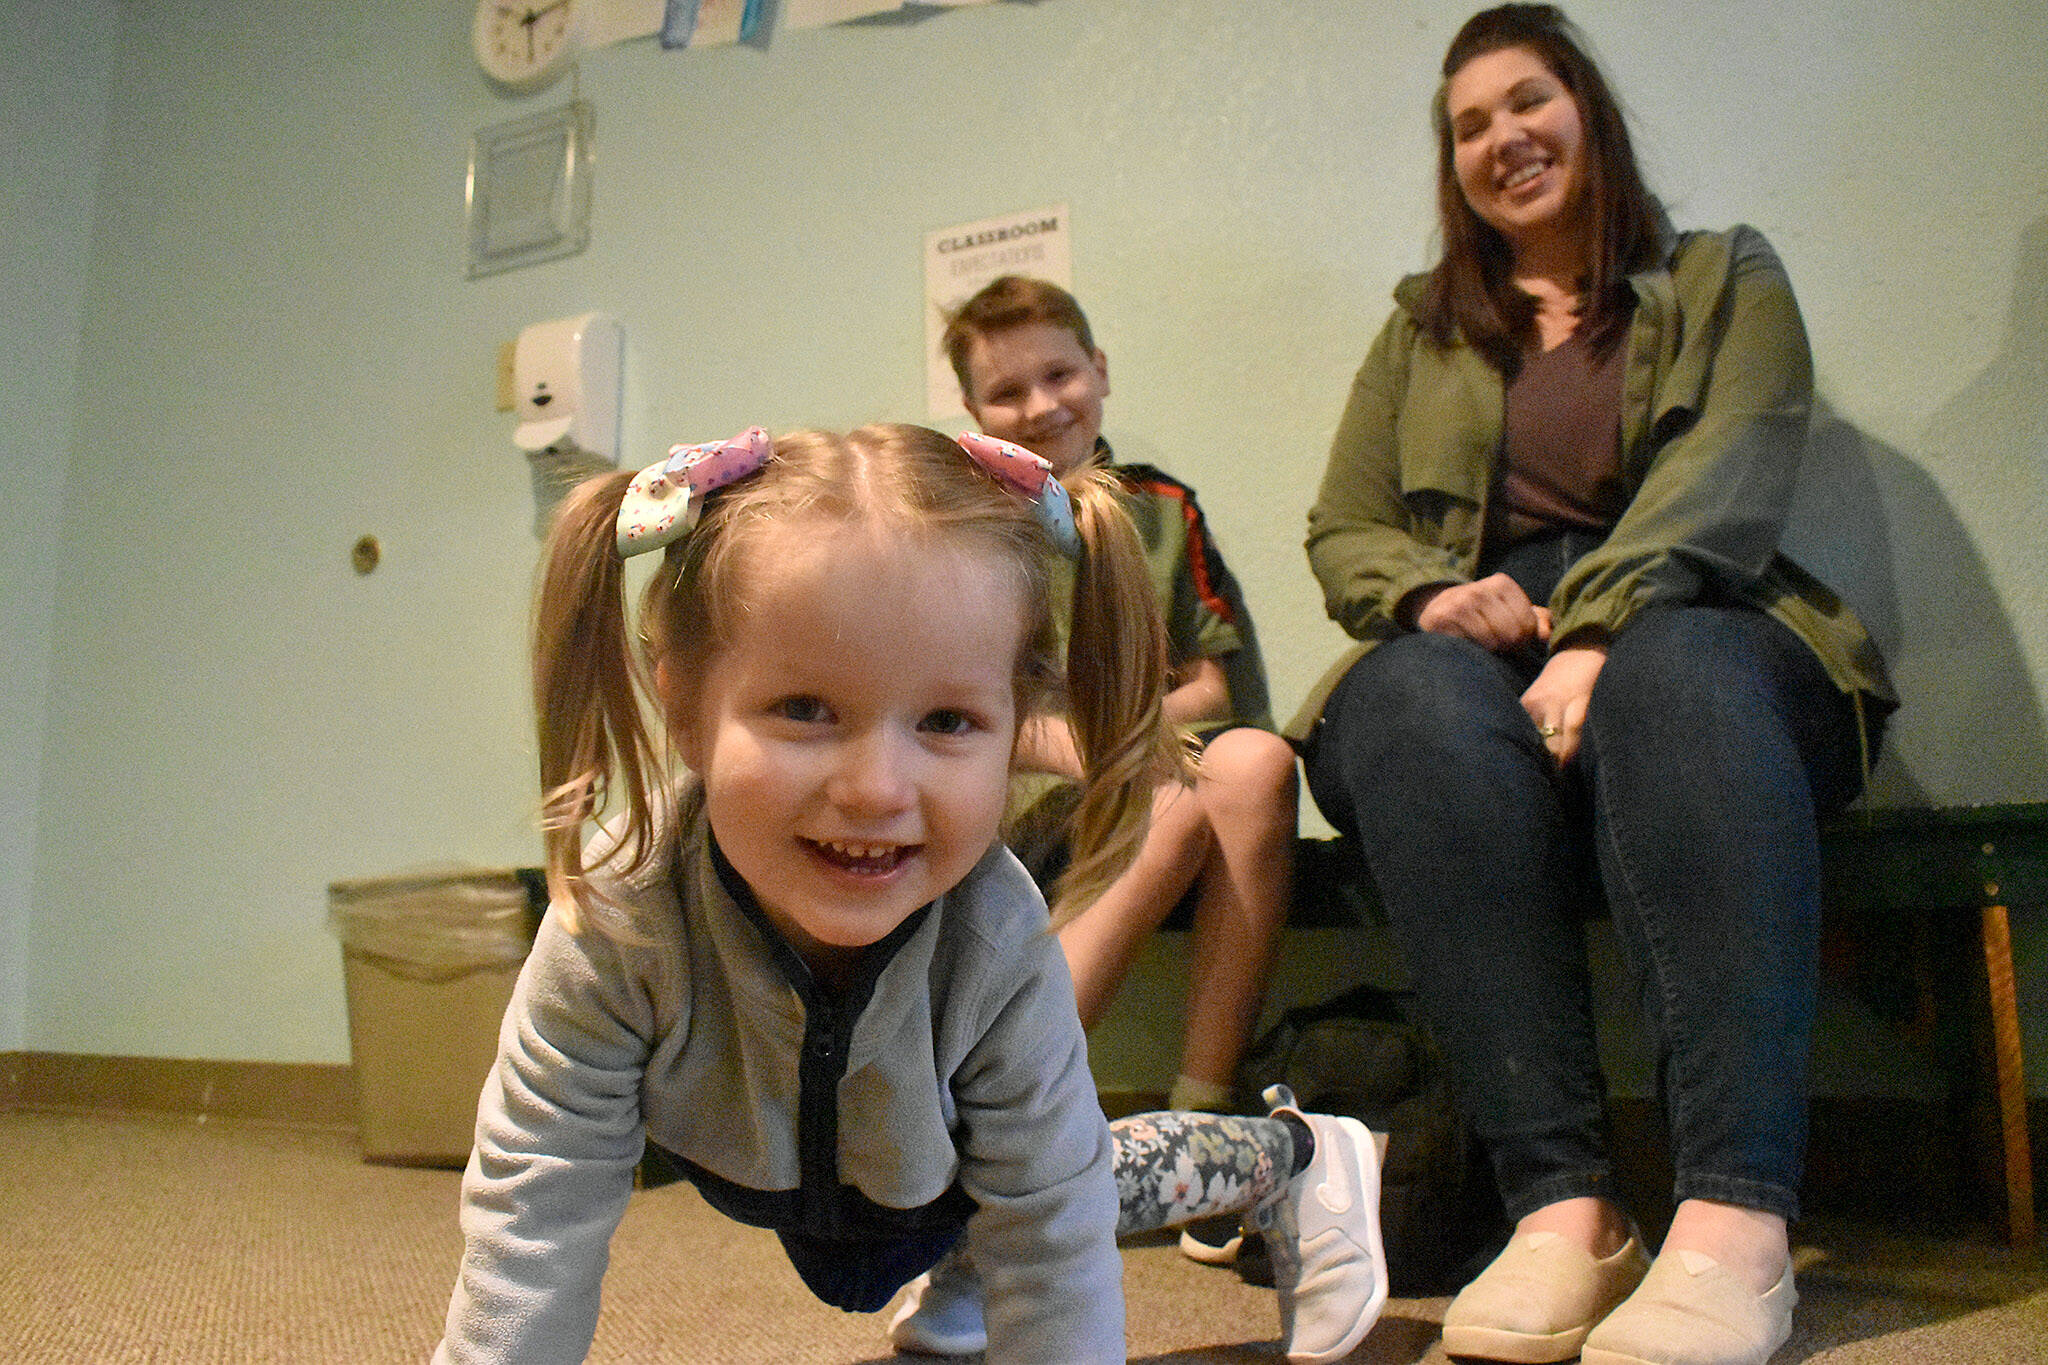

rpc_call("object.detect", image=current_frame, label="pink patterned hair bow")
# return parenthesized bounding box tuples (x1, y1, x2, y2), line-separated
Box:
(956, 432, 1081, 558)
(615, 426, 774, 558)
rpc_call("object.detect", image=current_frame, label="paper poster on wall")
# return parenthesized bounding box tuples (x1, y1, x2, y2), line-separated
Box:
(924, 204, 1071, 419)
(665, 0, 1002, 47)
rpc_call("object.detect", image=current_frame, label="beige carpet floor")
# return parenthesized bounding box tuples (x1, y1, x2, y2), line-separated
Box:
(4, 1108, 2045, 1363)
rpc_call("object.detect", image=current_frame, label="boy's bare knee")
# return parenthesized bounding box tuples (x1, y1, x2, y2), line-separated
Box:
(1196, 729, 1300, 817)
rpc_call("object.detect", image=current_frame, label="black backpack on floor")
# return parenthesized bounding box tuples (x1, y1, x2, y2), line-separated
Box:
(1233, 981, 1508, 1295)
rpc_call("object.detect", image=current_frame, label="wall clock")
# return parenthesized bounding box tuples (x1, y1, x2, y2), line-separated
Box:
(473, 0, 589, 94)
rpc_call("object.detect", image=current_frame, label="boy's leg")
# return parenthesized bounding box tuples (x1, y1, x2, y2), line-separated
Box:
(1177, 727, 1299, 1096)
(1057, 780, 1210, 1027)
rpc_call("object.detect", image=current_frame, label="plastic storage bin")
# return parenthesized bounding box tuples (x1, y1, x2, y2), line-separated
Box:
(328, 867, 544, 1166)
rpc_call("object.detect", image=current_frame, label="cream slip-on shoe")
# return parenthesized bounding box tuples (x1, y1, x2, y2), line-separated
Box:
(1440, 1228, 1650, 1362)
(1580, 1250, 1796, 1365)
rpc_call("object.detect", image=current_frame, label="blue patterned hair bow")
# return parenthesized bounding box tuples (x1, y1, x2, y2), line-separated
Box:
(956, 432, 1081, 558)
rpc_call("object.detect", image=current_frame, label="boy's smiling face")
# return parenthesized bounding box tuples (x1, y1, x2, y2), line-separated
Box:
(960, 321, 1110, 477)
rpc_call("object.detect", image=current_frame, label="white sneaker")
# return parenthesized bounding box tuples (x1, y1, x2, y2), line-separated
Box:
(886, 1247, 987, 1357)
(1178, 1212, 1249, 1265)
(1255, 1085, 1388, 1364)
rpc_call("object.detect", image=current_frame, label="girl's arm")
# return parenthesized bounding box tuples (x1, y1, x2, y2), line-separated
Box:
(947, 928, 1124, 1364)
(434, 912, 656, 1365)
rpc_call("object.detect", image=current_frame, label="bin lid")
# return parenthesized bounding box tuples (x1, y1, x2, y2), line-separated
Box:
(327, 866, 542, 972)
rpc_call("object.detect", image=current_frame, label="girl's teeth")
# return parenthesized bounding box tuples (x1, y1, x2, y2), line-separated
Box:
(823, 840, 894, 860)
(1504, 162, 1546, 189)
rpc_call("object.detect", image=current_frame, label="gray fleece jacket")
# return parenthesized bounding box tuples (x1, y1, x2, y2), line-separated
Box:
(435, 778, 1123, 1364)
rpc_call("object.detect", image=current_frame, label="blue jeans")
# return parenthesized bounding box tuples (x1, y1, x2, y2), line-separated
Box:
(1302, 534, 1870, 1223)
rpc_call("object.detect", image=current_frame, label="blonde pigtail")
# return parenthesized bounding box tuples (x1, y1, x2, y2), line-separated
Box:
(1047, 469, 1197, 926)
(531, 469, 664, 933)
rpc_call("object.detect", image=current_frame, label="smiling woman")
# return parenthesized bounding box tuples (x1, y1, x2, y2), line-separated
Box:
(1418, 2, 1662, 373)
(1290, 7, 1897, 1365)
(1445, 46, 1590, 341)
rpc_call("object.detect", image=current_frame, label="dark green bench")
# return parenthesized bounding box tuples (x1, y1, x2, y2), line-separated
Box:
(1281, 802, 2044, 1247)
(1817, 803, 2041, 1247)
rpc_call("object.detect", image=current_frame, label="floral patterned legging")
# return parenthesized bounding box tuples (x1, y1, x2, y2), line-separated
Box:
(886, 1110, 1302, 1313)
(1109, 1110, 1297, 1234)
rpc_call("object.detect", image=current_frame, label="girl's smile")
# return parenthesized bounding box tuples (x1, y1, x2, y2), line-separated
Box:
(807, 839, 916, 872)
(672, 523, 1027, 980)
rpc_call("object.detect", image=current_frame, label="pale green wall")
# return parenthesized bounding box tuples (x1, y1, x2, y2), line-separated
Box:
(7, 1, 2046, 1080)
(2, 0, 117, 1053)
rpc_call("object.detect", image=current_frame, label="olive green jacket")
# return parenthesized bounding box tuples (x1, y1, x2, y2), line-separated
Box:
(1290, 225, 1894, 740)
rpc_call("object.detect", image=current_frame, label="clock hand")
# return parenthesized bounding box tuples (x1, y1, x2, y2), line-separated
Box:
(517, 0, 567, 64)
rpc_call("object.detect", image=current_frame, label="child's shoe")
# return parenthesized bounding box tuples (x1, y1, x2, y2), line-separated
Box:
(1179, 1212, 1252, 1265)
(1579, 1251, 1796, 1365)
(1254, 1084, 1388, 1364)
(1440, 1226, 1649, 1362)
(886, 1246, 986, 1357)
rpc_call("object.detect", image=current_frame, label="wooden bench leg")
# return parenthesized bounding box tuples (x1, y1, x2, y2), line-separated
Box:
(1979, 903, 2035, 1247)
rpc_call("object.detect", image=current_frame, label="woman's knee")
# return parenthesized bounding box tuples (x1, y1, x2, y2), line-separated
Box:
(1336, 633, 1529, 739)
(1305, 634, 1539, 835)
(1591, 607, 1813, 735)
(1317, 636, 1539, 780)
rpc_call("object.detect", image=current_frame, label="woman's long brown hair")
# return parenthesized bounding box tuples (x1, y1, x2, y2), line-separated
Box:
(1416, 3, 1665, 372)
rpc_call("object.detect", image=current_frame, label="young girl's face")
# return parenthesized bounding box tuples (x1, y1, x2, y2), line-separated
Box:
(670, 523, 1027, 979)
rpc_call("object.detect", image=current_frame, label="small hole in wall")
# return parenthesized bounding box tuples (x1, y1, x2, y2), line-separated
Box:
(351, 535, 381, 575)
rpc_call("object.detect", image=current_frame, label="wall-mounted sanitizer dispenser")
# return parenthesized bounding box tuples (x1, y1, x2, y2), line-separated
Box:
(513, 310, 623, 535)
(514, 310, 622, 462)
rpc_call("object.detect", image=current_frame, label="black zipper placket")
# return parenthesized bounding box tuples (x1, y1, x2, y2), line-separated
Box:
(709, 838, 938, 1238)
